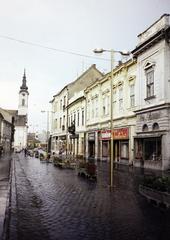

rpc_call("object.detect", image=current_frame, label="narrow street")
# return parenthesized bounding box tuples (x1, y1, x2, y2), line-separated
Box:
(5, 153, 170, 240)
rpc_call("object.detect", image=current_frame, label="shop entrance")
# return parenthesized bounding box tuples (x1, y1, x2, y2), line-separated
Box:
(114, 140, 129, 162)
(88, 141, 95, 158)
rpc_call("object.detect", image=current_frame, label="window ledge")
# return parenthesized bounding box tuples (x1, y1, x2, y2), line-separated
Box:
(144, 95, 156, 101)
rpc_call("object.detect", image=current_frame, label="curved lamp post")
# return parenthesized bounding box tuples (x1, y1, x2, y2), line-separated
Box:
(93, 48, 131, 189)
(41, 110, 54, 152)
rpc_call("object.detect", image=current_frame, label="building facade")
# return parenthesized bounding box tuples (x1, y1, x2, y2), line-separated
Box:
(132, 14, 170, 170)
(50, 64, 103, 155)
(85, 60, 137, 164)
(50, 14, 170, 171)
(0, 108, 14, 154)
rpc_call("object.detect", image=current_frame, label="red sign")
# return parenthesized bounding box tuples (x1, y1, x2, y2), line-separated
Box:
(113, 128, 129, 139)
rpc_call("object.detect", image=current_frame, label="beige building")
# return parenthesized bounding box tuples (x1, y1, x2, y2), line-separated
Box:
(67, 90, 86, 157)
(0, 108, 14, 153)
(85, 60, 137, 164)
(50, 64, 103, 156)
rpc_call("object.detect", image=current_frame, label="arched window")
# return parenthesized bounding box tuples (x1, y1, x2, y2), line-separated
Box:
(152, 122, 159, 131)
(22, 99, 25, 106)
(142, 124, 148, 132)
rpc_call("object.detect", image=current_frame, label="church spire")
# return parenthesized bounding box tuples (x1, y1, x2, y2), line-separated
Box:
(20, 69, 28, 92)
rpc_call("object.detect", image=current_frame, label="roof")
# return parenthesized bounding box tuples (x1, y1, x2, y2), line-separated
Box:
(50, 64, 103, 102)
(0, 107, 13, 123)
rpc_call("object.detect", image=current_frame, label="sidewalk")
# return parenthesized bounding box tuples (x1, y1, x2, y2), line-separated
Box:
(0, 154, 11, 240)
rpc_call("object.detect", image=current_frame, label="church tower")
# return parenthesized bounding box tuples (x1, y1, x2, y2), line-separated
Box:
(18, 70, 29, 116)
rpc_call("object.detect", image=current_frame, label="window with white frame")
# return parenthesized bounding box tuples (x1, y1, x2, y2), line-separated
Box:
(63, 96, 66, 107)
(74, 112, 76, 125)
(92, 99, 95, 118)
(145, 65, 154, 98)
(130, 84, 135, 107)
(87, 101, 90, 120)
(60, 99, 62, 110)
(77, 111, 80, 126)
(107, 95, 110, 115)
(102, 97, 106, 116)
(68, 115, 71, 127)
(113, 89, 117, 111)
(60, 117, 62, 128)
(82, 109, 84, 126)
(55, 119, 58, 129)
(119, 87, 123, 112)
(95, 98, 98, 117)
(54, 101, 58, 111)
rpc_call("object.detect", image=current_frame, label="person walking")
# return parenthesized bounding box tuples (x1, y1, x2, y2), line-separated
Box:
(24, 148, 27, 157)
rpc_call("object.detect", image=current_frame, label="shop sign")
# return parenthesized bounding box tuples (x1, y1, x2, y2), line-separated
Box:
(113, 128, 129, 139)
(88, 132, 95, 141)
(101, 130, 111, 140)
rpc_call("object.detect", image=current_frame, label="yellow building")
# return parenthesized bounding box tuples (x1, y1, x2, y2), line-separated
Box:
(85, 59, 137, 164)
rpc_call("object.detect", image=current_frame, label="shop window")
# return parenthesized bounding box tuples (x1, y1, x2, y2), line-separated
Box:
(144, 138, 161, 161)
(142, 124, 148, 132)
(120, 141, 129, 159)
(152, 122, 159, 131)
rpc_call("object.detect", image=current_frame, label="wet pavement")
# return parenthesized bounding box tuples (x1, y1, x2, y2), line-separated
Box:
(0, 155, 11, 240)
(5, 153, 170, 240)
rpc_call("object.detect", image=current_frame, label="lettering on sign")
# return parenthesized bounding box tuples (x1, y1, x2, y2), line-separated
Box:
(101, 130, 111, 140)
(88, 132, 95, 140)
(113, 128, 129, 139)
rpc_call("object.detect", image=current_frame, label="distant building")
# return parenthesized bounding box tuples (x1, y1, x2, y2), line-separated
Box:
(0, 108, 14, 153)
(7, 71, 29, 151)
(50, 64, 103, 155)
(14, 70, 29, 150)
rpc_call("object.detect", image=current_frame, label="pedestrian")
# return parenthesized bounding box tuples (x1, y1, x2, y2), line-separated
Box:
(0, 145, 3, 157)
(24, 148, 27, 157)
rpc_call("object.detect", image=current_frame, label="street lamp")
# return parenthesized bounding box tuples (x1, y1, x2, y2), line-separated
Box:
(93, 48, 130, 189)
(41, 110, 50, 152)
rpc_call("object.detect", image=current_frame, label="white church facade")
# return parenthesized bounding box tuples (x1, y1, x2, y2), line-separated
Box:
(13, 71, 29, 151)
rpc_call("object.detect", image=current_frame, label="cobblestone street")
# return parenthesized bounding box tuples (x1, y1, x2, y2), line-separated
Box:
(5, 153, 170, 240)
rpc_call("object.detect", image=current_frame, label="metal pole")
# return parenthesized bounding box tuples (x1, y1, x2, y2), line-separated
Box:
(110, 50, 114, 188)
(47, 111, 49, 152)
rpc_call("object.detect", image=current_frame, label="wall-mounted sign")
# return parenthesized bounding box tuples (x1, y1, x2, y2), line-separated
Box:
(113, 128, 129, 139)
(101, 130, 111, 140)
(88, 132, 95, 141)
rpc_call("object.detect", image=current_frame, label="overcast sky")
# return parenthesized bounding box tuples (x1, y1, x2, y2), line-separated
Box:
(0, 0, 170, 132)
